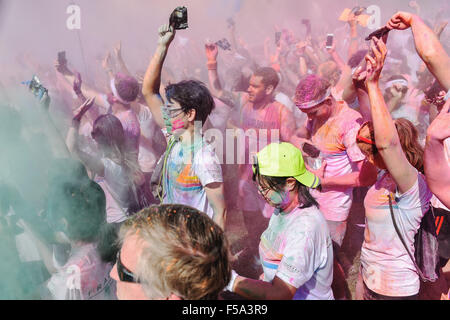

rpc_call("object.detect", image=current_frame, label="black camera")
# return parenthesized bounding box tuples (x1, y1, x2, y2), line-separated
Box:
(365, 26, 390, 41)
(216, 38, 231, 51)
(57, 51, 67, 66)
(170, 6, 188, 30)
(302, 142, 321, 158)
(351, 6, 366, 16)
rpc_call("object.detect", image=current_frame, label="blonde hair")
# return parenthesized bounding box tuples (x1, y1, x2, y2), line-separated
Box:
(119, 204, 231, 300)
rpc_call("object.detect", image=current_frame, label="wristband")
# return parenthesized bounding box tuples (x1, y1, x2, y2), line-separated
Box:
(225, 270, 239, 292)
(207, 61, 217, 70)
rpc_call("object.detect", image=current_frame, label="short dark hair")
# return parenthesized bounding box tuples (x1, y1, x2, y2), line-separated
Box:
(294, 74, 331, 106)
(252, 166, 319, 209)
(114, 72, 140, 102)
(165, 80, 215, 125)
(253, 67, 280, 89)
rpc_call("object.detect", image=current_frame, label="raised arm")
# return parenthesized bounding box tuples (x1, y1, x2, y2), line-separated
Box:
(54, 54, 109, 111)
(352, 66, 371, 121)
(36, 91, 71, 158)
(365, 38, 418, 193)
(141, 24, 175, 129)
(424, 99, 450, 208)
(387, 11, 450, 90)
(348, 13, 360, 60)
(205, 42, 240, 108)
(66, 97, 105, 176)
(114, 41, 132, 77)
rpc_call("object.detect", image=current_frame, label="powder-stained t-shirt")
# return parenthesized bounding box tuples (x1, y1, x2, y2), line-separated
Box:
(45, 243, 115, 300)
(163, 137, 223, 219)
(234, 95, 295, 212)
(361, 170, 432, 297)
(307, 101, 366, 221)
(259, 205, 334, 300)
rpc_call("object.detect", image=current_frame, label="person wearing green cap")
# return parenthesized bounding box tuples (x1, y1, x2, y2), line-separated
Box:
(225, 142, 334, 300)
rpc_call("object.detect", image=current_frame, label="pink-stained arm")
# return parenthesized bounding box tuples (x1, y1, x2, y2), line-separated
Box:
(317, 159, 378, 188)
(387, 12, 450, 90)
(204, 182, 226, 230)
(233, 275, 297, 300)
(365, 38, 418, 194)
(424, 99, 450, 208)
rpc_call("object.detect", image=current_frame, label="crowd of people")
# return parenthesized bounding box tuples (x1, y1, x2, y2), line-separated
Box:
(0, 3, 449, 300)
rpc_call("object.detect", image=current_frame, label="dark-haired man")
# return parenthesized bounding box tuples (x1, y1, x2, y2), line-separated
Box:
(141, 24, 226, 229)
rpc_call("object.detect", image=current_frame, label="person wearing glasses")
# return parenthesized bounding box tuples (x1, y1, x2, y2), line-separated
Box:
(226, 142, 334, 300)
(141, 24, 226, 229)
(110, 204, 231, 300)
(354, 38, 432, 300)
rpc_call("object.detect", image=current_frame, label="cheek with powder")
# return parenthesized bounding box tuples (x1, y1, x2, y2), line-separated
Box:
(267, 190, 290, 208)
(172, 119, 185, 131)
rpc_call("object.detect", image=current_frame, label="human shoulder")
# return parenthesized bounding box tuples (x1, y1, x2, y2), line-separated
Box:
(285, 205, 324, 234)
(332, 101, 364, 134)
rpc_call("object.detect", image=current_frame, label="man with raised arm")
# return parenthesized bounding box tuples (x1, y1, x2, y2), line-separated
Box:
(141, 24, 226, 230)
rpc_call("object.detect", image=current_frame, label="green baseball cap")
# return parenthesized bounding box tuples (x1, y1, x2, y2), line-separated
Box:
(254, 142, 320, 188)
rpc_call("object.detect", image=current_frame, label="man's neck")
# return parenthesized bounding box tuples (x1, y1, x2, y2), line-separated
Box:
(112, 102, 130, 114)
(252, 95, 273, 110)
(178, 125, 201, 147)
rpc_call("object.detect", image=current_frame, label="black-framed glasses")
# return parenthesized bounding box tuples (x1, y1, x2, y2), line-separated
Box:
(116, 251, 140, 283)
(163, 101, 184, 119)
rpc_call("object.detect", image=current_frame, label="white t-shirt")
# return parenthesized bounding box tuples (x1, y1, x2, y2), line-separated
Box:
(97, 158, 137, 223)
(259, 205, 334, 300)
(308, 101, 366, 221)
(44, 243, 115, 300)
(163, 137, 223, 219)
(135, 104, 159, 173)
(361, 170, 432, 297)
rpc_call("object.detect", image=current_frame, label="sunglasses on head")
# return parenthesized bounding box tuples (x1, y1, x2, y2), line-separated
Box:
(116, 251, 140, 283)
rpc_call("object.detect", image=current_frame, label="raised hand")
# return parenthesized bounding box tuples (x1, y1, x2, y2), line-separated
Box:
(114, 41, 122, 59)
(102, 52, 113, 72)
(54, 56, 72, 76)
(352, 66, 368, 91)
(427, 98, 450, 142)
(205, 42, 219, 61)
(73, 97, 95, 125)
(158, 24, 176, 48)
(295, 41, 307, 56)
(386, 11, 414, 30)
(365, 38, 387, 84)
(434, 21, 448, 38)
